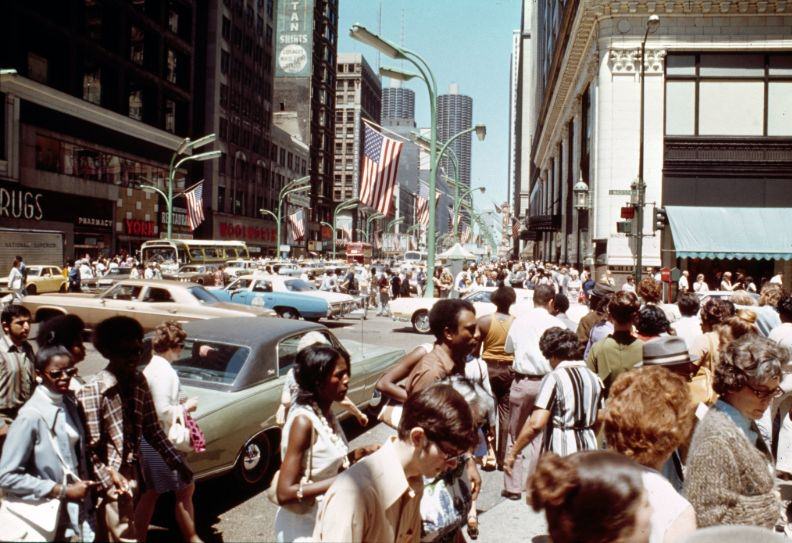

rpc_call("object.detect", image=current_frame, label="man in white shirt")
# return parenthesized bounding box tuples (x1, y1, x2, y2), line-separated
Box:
(670, 293, 703, 350)
(502, 284, 564, 499)
(622, 275, 636, 293)
(7, 259, 25, 304)
(678, 270, 690, 293)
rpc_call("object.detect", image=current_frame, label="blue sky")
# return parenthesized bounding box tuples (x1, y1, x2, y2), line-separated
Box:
(337, 0, 522, 210)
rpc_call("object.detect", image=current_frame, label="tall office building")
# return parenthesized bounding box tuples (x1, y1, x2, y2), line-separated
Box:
(194, 0, 282, 255)
(273, 0, 338, 249)
(381, 83, 415, 121)
(0, 0, 197, 257)
(437, 83, 473, 191)
(333, 53, 381, 203)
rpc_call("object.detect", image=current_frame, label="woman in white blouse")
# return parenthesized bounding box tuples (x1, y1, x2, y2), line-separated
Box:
(135, 321, 201, 543)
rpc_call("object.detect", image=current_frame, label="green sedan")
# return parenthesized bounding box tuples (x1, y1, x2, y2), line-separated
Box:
(162, 318, 403, 489)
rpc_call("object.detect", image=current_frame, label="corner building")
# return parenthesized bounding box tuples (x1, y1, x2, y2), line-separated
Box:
(520, 0, 792, 285)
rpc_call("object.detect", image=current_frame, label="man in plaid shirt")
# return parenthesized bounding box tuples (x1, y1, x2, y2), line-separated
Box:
(78, 316, 192, 542)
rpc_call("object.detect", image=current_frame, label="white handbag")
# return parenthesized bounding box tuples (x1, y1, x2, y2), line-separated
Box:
(0, 409, 79, 542)
(168, 407, 192, 453)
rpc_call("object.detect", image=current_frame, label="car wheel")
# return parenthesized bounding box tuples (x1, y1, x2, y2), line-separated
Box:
(412, 310, 431, 334)
(25, 285, 36, 295)
(234, 431, 276, 488)
(276, 307, 300, 319)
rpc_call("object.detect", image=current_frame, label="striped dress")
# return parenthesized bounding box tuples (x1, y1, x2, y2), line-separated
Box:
(534, 360, 604, 456)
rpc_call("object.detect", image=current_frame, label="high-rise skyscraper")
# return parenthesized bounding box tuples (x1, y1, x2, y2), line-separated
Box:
(273, 0, 338, 250)
(438, 83, 473, 191)
(381, 83, 415, 122)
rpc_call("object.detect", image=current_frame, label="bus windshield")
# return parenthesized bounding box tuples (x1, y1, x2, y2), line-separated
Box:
(141, 240, 249, 270)
(143, 245, 177, 265)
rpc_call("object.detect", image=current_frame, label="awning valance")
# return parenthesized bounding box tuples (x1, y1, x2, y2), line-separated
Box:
(666, 206, 792, 261)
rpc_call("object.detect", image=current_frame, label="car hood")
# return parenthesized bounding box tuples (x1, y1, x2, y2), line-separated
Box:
(23, 292, 99, 302)
(389, 297, 435, 313)
(338, 338, 403, 363)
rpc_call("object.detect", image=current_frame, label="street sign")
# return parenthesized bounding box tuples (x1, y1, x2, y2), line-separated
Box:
(620, 206, 635, 219)
(609, 189, 633, 196)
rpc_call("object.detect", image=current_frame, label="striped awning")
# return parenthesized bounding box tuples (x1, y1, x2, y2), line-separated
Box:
(666, 206, 792, 260)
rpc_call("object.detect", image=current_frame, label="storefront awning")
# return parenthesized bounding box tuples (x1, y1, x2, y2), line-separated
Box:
(666, 206, 792, 260)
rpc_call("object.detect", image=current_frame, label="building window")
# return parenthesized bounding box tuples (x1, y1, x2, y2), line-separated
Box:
(218, 185, 226, 210)
(128, 88, 143, 121)
(82, 66, 101, 105)
(165, 99, 176, 133)
(167, 7, 179, 34)
(222, 16, 231, 40)
(219, 117, 228, 140)
(665, 52, 792, 137)
(130, 26, 145, 66)
(166, 49, 178, 84)
(221, 49, 230, 74)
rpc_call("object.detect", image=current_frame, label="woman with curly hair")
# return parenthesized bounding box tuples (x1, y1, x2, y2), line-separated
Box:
(604, 366, 697, 543)
(635, 305, 672, 342)
(504, 327, 603, 474)
(684, 334, 785, 529)
(689, 298, 736, 373)
(528, 450, 652, 543)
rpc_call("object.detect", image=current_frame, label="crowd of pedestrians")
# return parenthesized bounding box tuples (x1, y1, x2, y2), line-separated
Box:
(1, 249, 792, 542)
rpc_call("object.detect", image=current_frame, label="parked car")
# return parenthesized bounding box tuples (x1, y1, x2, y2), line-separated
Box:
(0, 265, 67, 296)
(22, 279, 275, 331)
(214, 274, 358, 319)
(224, 260, 258, 278)
(390, 287, 536, 333)
(211, 275, 334, 320)
(162, 318, 403, 487)
(94, 267, 134, 290)
(167, 264, 221, 285)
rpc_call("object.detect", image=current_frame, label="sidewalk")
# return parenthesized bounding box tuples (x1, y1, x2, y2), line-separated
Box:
(466, 496, 549, 543)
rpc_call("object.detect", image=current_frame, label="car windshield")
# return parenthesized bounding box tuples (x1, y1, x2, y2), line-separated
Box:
(26, 267, 42, 277)
(284, 279, 316, 292)
(143, 247, 177, 264)
(188, 286, 221, 304)
(172, 338, 249, 385)
(181, 266, 203, 273)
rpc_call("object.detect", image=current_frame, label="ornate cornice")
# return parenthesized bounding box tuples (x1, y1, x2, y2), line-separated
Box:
(607, 47, 667, 74)
(532, 0, 791, 165)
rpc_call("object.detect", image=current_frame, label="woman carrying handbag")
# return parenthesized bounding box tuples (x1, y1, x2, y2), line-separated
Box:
(134, 322, 202, 543)
(0, 346, 97, 542)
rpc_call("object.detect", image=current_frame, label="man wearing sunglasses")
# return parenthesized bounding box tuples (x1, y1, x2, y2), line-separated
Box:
(0, 305, 35, 445)
(78, 316, 192, 542)
(313, 384, 477, 543)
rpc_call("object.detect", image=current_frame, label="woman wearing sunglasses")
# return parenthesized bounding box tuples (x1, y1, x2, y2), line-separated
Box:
(684, 334, 787, 529)
(0, 345, 97, 541)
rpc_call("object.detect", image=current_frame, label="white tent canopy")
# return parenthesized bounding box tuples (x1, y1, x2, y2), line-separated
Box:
(438, 243, 475, 260)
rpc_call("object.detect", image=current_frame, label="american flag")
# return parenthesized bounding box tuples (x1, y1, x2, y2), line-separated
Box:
(416, 183, 440, 226)
(512, 218, 521, 238)
(360, 124, 403, 216)
(288, 208, 305, 241)
(184, 182, 205, 231)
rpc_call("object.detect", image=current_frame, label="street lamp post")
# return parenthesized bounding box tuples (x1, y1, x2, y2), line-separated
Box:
(351, 23, 439, 298)
(366, 212, 384, 247)
(634, 14, 660, 283)
(259, 175, 310, 259)
(140, 134, 221, 239)
(386, 217, 405, 254)
(332, 198, 358, 261)
(355, 228, 367, 242)
(454, 186, 486, 242)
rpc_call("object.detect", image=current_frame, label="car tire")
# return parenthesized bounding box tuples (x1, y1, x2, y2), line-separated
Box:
(25, 285, 36, 296)
(276, 307, 300, 320)
(412, 310, 431, 334)
(305, 317, 321, 323)
(234, 431, 276, 489)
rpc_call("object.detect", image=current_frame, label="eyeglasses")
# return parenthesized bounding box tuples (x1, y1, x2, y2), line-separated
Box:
(746, 384, 783, 400)
(45, 367, 79, 380)
(431, 439, 466, 463)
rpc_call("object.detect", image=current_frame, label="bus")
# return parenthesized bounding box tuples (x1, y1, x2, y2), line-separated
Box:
(345, 242, 373, 264)
(140, 239, 249, 273)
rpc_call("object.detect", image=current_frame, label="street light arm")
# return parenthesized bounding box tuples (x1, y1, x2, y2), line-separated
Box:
(139, 184, 168, 201)
(260, 209, 277, 222)
(280, 175, 310, 200)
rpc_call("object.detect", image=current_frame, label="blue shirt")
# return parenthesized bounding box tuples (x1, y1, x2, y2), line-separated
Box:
(712, 399, 758, 445)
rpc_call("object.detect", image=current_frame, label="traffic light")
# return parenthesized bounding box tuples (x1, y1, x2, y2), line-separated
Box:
(654, 206, 668, 232)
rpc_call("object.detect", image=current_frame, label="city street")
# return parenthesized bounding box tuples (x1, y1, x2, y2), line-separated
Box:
(74, 313, 544, 542)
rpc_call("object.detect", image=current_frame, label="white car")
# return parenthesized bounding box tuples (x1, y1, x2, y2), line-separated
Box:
(224, 260, 258, 278)
(253, 274, 358, 318)
(390, 287, 535, 334)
